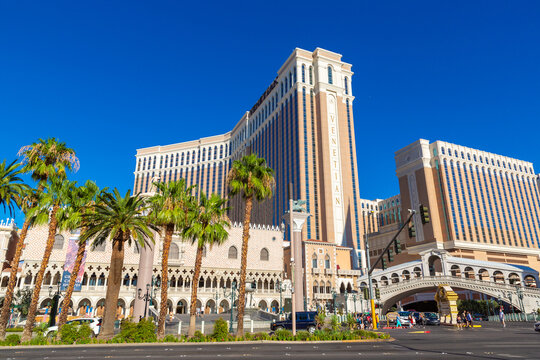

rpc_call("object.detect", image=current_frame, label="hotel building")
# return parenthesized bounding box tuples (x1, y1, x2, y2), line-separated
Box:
(385, 139, 540, 272)
(134, 48, 365, 269)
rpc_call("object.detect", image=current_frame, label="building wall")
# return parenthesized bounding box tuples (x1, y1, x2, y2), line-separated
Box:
(394, 139, 540, 273)
(134, 47, 365, 269)
(1, 223, 285, 317)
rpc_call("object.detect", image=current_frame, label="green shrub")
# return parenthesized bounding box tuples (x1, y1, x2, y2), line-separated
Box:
(26, 334, 48, 345)
(4, 334, 21, 346)
(345, 314, 357, 330)
(243, 332, 253, 341)
(330, 315, 340, 331)
(188, 330, 206, 342)
(294, 331, 310, 341)
(6, 327, 23, 333)
(162, 334, 179, 342)
(34, 323, 49, 336)
(315, 311, 326, 329)
(211, 318, 229, 340)
(114, 318, 157, 343)
(252, 332, 270, 340)
(59, 323, 93, 344)
(274, 328, 292, 341)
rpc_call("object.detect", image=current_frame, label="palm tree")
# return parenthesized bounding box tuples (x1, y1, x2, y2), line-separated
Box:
(21, 178, 77, 341)
(80, 189, 156, 339)
(0, 138, 78, 340)
(226, 153, 275, 336)
(147, 179, 195, 338)
(55, 181, 102, 336)
(183, 192, 230, 337)
(0, 160, 28, 217)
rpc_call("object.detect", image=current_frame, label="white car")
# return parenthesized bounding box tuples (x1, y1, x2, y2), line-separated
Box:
(45, 318, 102, 337)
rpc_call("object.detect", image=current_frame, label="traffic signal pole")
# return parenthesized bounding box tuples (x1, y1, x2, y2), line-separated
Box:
(364, 223, 378, 330)
(368, 210, 416, 276)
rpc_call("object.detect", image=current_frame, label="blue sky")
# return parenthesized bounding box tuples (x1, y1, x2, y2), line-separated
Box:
(1, 1, 539, 225)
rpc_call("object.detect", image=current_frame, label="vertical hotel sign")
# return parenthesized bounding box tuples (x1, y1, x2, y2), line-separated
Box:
(60, 233, 87, 292)
(326, 93, 346, 245)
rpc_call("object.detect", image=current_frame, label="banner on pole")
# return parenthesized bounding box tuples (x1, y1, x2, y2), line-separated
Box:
(60, 234, 87, 292)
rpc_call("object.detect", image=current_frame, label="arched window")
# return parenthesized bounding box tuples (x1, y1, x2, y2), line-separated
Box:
(312, 253, 318, 268)
(53, 234, 64, 250)
(309, 66, 313, 85)
(98, 273, 106, 286)
(260, 248, 269, 261)
(324, 255, 330, 269)
(169, 243, 179, 260)
(313, 280, 318, 294)
(228, 246, 237, 259)
(301, 64, 305, 83)
(89, 273, 97, 286)
(344, 76, 348, 94)
(327, 66, 333, 84)
(202, 246, 207, 257)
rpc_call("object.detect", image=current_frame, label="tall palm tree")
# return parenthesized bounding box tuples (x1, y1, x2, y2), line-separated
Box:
(226, 153, 275, 336)
(183, 192, 230, 337)
(0, 138, 78, 340)
(55, 181, 102, 335)
(21, 178, 77, 341)
(147, 179, 195, 338)
(80, 189, 156, 339)
(0, 160, 28, 217)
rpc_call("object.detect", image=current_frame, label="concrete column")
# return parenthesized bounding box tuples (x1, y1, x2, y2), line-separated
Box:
(283, 211, 310, 312)
(132, 239, 155, 321)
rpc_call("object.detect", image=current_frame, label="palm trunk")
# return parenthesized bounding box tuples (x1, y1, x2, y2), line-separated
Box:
(0, 218, 31, 340)
(56, 229, 87, 337)
(236, 196, 253, 337)
(21, 204, 60, 342)
(187, 245, 204, 337)
(98, 235, 125, 340)
(157, 224, 174, 338)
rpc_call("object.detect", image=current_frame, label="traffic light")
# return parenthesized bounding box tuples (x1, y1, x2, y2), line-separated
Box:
(408, 223, 416, 238)
(381, 258, 387, 270)
(363, 287, 369, 300)
(420, 204, 430, 224)
(387, 248, 394, 262)
(375, 287, 381, 300)
(394, 239, 402, 254)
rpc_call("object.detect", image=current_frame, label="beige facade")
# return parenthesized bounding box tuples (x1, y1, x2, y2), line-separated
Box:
(134, 47, 365, 270)
(391, 139, 540, 273)
(0, 223, 286, 317)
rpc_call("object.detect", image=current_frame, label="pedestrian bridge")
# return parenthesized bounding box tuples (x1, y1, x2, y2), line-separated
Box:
(358, 249, 540, 313)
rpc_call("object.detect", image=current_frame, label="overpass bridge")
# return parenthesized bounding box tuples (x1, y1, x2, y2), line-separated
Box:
(358, 249, 540, 313)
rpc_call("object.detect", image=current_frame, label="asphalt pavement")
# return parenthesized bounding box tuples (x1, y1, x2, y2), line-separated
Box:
(1, 322, 538, 359)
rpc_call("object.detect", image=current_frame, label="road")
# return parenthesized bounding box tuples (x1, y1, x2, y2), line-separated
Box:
(1, 323, 538, 359)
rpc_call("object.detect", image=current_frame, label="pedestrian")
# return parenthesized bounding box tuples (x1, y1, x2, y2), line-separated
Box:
(420, 313, 426, 328)
(396, 315, 402, 328)
(456, 314, 462, 330)
(466, 311, 473, 328)
(499, 306, 506, 328)
(408, 313, 414, 328)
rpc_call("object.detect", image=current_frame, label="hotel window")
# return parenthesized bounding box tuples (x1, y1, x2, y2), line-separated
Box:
(344, 76, 349, 94)
(301, 64, 305, 83)
(461, 152, 464, 159)
(473, 155, 477, 162)
(260, 248, 269, 261)
(164, 155, 168, 168)
(153, 156, 156, 169)
(186, 152, 190, 165)
(441, 147, 445, 155)
(142, 158, 146, 170)
(228, 246, 237, 259)
(192, 150, 196, 164)
(467, 153, 471, 160)
(160, 156, 163, 169)
(137, 159, 141, 171)
(202, 148, 206, 161)
(214, 146, 218, 160)
(327, 66, 333, 84)
(454, 150, 458, 157)
(309, 66, 313, 85)
(170, 155, 174, 167)
(175, 154, 179, 166)
(311, 254, 318, 268)
(479, 156, 483, 163)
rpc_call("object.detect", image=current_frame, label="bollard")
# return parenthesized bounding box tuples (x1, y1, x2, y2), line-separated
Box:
(178, 321, 182, 335)
(250, 319, 254, 333)
(227, 320, 230, 331)
(201, 320, 205, 334)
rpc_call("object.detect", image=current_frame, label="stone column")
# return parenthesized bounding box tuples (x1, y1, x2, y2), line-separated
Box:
(132, 236, 156, 321)
(283, 211, 310, 312)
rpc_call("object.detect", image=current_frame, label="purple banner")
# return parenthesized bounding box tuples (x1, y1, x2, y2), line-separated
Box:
(60, 235, 87, 292)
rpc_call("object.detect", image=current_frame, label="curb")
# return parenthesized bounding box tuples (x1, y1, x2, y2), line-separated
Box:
(0, 338, 393, 350)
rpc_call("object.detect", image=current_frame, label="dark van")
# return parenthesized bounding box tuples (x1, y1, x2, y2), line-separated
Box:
(270, 311, 318, 333)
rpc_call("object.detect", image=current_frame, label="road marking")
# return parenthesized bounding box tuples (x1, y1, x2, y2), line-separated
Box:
(498, 354, 523, 358)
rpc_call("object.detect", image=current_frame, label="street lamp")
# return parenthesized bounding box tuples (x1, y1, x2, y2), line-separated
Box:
(508, 292, 515, 314)
(344, 291, 349, 315)
(276, 279, 284, 315)
(48, 283, 62, 327)
(352, 294, 357, 314)
(137, 284, 151, 319)
(516, 287, 525, 320)
(223, 281, 237, 333)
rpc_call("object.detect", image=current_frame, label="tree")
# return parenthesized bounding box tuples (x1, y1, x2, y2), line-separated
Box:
(55, 181, 103, 336)
(226, 154, 274, 336)
(0, 160, 28, 217)
(80, 189, 156, 339)
(183, 192, 230, 337)
(147, 179, 195, 338)
(21, 178, 77, 342)
(0, 138, 79, 340)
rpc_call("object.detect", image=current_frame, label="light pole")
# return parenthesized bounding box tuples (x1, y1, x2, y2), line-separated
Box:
(48, 283, 62, 327)
(138, 284, 151, 319)
(276, 279, 283, 315)
(344, 291, 349, 315)
(223, 281, 237, 333)
(516, 287, 524, 320)
(508, 292, 515, 314)
(352, 294, 357, 314)
(365, 210, 378, 329)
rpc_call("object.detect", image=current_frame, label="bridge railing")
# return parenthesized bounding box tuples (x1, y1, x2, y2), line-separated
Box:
(488, 313, 540, 322)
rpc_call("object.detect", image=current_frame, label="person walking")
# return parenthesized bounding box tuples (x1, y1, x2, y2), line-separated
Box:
(499, 306, 506, 328)
(466, 311, 473, 328)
